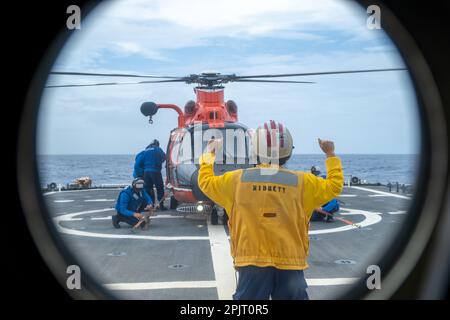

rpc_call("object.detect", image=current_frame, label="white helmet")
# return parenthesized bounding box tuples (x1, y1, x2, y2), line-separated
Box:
(251, 120, 294, 164)
(132, 178, 145, 189)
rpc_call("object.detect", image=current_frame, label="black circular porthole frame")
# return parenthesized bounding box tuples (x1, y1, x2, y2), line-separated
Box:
(16, 0, 449, 299)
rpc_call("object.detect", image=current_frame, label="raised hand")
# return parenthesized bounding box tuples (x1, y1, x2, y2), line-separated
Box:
(206, 138, 223, 155)
(318, 138, 335, 157)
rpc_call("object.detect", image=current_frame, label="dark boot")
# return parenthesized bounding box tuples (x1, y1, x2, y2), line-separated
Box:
(112, 214, 121, 228)
(326, 214, 335, 223)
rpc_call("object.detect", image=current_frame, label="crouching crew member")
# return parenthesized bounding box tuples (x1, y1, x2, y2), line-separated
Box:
(310, 198, 340, 222)
(198, 120, 344, 300)
(112, 178, 153, 228)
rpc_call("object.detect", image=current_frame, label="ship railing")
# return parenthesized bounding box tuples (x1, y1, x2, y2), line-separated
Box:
(343, 174, 414, 195)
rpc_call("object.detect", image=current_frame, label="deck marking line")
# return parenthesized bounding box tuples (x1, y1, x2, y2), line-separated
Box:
(84, 199, 115, 202)
(55, 208, 114, 218)
(54, 200, 74, 203)
(91, 217, 112, 220)
(54, 209, 209, 240)
(104, 281, 217, 291)
(306, 278, 359, 286)
(44, 188, 123, 196)
(91, 215, 184, 221)
(55, 226, 209, 241)
(339, 194, 357, 197)
(388, 211, 407, 215)
(349, 186, 412, 200)
(103, 277, 359, 291)
(208, 224, 236, 300)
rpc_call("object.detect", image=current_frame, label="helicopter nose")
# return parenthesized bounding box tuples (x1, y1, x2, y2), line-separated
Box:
(190, 170, 211, 202)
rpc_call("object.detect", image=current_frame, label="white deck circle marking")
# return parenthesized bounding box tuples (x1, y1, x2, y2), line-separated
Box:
(54, 207, 381, 239)
(54, 209, 208, 240)
(309, 208, 382, 234)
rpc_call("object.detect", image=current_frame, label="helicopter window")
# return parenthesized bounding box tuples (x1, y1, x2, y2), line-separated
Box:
(192, 126, 250, 165)
(170, 130, 192, 164)
(209, 111, 219, 120)
(225, 128, 248, 164)
(178, 132, 193, 164)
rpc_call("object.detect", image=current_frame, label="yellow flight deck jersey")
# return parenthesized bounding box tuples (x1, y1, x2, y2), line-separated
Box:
(198, 153, 344, 270)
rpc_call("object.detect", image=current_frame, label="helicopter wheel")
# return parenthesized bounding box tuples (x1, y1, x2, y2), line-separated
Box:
(169, 196, 178, 209)
(222, 210, 228, 226)
(211, 208, 219, 225)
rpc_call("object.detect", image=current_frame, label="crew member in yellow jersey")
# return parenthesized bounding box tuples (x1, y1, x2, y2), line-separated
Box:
(198, 120, 344, 300)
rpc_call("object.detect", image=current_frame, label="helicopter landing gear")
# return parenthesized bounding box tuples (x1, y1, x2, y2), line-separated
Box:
(211, 208, 219, 225)
(210, 208, 228, 225)
(170, 195, 178, 209)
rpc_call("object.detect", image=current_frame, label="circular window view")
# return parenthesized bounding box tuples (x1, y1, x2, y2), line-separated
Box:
(37, 0, 421, 299)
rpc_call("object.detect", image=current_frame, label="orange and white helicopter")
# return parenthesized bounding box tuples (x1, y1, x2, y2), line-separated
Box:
(47, 67, 406, 224)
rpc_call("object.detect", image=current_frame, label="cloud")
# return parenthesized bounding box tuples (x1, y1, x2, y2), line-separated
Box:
(54, 0, 385, 70)
(38, 0, 419, 155)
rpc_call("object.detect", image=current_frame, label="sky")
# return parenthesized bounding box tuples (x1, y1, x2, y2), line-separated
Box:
(37, 0, 421, 155)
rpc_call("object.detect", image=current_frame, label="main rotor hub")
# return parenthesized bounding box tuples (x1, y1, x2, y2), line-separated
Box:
(186, 72, 236, 88)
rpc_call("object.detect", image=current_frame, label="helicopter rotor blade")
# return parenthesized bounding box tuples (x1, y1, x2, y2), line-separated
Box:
(45, 79, 187, 88)
(233, 79, 315, 84)
(50, 71, 185, 79)
(46, 67, 407, 88)
(234, 67, 407, 79)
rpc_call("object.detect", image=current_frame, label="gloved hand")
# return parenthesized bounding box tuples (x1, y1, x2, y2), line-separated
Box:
(133, 212, 143, 219)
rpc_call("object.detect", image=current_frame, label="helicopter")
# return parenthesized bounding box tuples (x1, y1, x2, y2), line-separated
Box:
(46, 67, 407, 224)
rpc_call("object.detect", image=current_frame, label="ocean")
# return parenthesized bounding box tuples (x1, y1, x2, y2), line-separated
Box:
(37, 154, 419, 187)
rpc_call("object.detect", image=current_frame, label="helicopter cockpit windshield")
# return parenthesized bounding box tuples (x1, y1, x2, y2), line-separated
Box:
(193, 123, 251, 166)
(168, 122, 254, 190)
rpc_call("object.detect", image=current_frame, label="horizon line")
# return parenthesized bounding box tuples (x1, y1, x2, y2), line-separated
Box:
(37, 153, 420, 156)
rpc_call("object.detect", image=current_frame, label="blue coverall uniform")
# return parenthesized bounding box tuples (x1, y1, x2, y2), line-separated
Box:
(133, 150, 146, 179)
(139, 146, 166, 204)
(114, 186, 153, 226)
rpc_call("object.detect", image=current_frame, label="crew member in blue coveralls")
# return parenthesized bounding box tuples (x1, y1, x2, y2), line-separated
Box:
(140, 139, 167, 210)
(133, 144, 152, 179)
(112, 178, 153, 228)
(310, 166, 339, 222)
